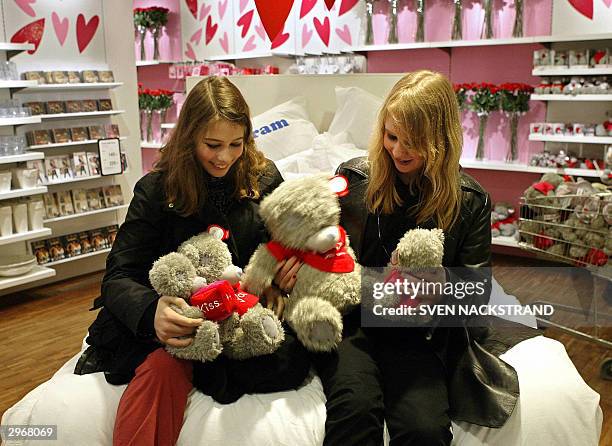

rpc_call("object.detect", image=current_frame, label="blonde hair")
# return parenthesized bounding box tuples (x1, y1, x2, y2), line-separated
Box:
(365, 70, 463, 231)
(155, 76, 267, 216)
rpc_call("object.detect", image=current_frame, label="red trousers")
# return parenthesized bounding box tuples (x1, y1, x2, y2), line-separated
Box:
(113, 348, 193, 446)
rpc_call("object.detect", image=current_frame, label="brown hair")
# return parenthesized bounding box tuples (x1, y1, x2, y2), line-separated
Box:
(155, 76, 267, 216)
(365, 70, 463, 231)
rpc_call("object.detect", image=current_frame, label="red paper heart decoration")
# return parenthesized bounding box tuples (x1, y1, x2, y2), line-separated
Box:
(205, 15, 218, 44)
(313, 16, 330, 46)
(10, 18, 45, 54)
(271, 31, 290, 49)
(76, 14, 99, 53)
(254, 0, 294, 42)
(237, 10, 254, 39)
(339, 0, 359, 16)
(567, 0, 593, 19)
(324, 0, 336, 10)
(300, 0, 317, 18)
(186, 0, 198, 18)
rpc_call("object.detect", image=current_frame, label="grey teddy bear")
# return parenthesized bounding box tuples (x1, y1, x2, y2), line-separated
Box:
(242, 175, 361, 353)
(149, 232, 284, 362)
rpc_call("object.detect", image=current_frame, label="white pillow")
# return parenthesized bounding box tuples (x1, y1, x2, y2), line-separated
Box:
(252, 97, 319, 161)
(328, 86, 383, 150)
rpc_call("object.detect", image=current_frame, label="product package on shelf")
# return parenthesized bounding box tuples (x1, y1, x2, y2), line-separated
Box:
(70, 127, 89, 142)
(88, 126, 104, 140)
(518, 173, 611, 266)
(71, 188, 89, 213)
(56, 191, 75, 216)
(31, 239, 50, 264)
(44, 155, 73, 183)
(26, 160, 47, 185)
(51, 128, 71, 144)
(104, 124, 120, 138)
(43, 194, 60, 219)
(47, 237, 66, 262)
(45, 101, 66, 115)
(81, 70, 99, 83)
(86, 188, 103, 210)
(65, 100, 83, 114)
(63, 233, 82, 257)
(23, 101, 45, 115)
(72, 152, 90, 178)
(102, 185, 124, 207)
(81, 99, 98, 113)
(97, 99, 113, 111)
(86, 152, 100, 175)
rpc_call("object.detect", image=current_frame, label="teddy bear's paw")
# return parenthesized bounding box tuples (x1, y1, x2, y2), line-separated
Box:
(165, 320, 222, 362)
(241, 306, 285, 348)
(171, 304, 203, 320)
(218, 312, 240, 343)
(289, 297, 343, 352)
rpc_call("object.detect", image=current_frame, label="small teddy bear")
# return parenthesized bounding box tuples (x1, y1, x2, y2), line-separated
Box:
(149, 232, 284, 362)
(491, 202, 517, 238)
(242, 175, 361, 353)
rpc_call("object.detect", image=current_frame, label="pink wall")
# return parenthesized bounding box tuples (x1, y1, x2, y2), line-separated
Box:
(370, 0, 552, 44)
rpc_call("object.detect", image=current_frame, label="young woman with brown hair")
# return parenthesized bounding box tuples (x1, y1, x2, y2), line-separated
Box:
(75, 76, 310, 446)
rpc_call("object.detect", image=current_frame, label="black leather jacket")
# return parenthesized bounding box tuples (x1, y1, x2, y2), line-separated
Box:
(76, 162, 285, 383)
(337, 157, 540, 428)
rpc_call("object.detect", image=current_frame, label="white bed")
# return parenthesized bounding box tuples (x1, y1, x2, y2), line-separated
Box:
(2, 74, 603, 445)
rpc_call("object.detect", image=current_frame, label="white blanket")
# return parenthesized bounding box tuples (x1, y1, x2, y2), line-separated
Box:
(2, 336, 602, 446)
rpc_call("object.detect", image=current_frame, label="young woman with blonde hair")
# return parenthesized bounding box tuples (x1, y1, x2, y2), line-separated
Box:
(312, 70, 537, 445)
(75, 76, 310, 446)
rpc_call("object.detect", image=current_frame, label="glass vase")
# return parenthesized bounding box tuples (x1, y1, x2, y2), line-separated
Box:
(388, 0, 399, 44)
(137, 25, 147, 61)
(452, 0, 462, 40)
(475, 113, 489, 160)
(482, 0, 493, 39)
(139, 109, 148, 141)
(151, 26, 162, 61)
(365, 0, 375, 45)
(512, 0, 524, 38)
(415, 0, 425, 42)
(143, 110, 153, 142)
(506, 113, 520, 162)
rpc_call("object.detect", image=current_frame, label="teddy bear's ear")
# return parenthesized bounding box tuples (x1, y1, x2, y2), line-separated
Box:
(206, 224, 230, 241)
(181, 244, 200, 266)
(328, 175, 349, 197)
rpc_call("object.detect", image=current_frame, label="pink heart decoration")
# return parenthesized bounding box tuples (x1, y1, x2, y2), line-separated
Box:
(205, 15, 218, 44)
(199, 3, 211, 21)
(339, 0, 359, 16)
(14, 0, 36, 17)
(185, 42, 196, 59)
(51, 12, 68, 46)
(271, 31, 290, 49)
(603, 0, 612, 8)
(76, 13, 99, 53)
(255, 22, 267, 41)
(190, 27, 203, 44)
(237, 10, 254, 38)
(254, 0, 294, 42)
(242, 35, 256, 51)
(324, 0, 336, 10)
(313, 16, 330, 46)
(218, 0, 228, 20)
(301, 23, 313, 48)
(567, 0, 593, 19)
(300, 0, 317, 18)
(335, 24, 352, 45)
(240, 0, 250, 13)
(219, 31, 229, 53)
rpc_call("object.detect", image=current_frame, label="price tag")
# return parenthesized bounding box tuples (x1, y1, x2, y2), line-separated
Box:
(98, 138, 123, 176)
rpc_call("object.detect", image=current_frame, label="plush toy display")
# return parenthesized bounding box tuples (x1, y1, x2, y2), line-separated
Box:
(491, 202, 518, 238)
(242, 175, 361, 353)
(149, 233, 284, 362)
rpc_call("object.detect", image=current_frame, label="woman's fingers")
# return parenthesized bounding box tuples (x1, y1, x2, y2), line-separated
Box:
(165, 337, 194, 348)
(277, 256, 302, 292)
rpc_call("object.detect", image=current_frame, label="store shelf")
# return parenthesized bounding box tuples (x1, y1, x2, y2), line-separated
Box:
(45, 175, 103, 186)
(44, 205, 128, 223)
(136, 60, 174, 67)
(529, 134, 612, 144)
(28, 137, 127, 150)
(491, 235, 520, 248)
(0, 186, 47, 200)
(0, 42, 34, 59)
(39, 110, 125, 121)
(531, 94, 612, 102)
(17, 82, 123, 93)
(0, 228, 52, 246)
(460, 159, 602, 177)
(0, 80, 38, 90)
(0, 116, 41, 127)
(140, 141, 163, 149)
(0, 151, 45, 165)
(161, 122, 175, 129)
(47, 247, 111, 266)
(352, 33, 612, 52)
(0, 265, 56, 291)
(532, 67, 612, 76)
(207, 51, 294, 61)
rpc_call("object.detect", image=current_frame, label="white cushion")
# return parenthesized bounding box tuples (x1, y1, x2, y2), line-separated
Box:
(328, 86, 383, 150)
(252, 97, 319, 162)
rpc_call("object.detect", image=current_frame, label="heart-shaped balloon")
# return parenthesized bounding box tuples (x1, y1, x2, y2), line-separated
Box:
(254, 0, 294, 42)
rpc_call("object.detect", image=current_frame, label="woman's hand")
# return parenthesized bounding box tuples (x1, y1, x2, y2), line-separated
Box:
(263, 285, 286, 319)
(154, 296, 203, 348)
(273, 256, 302, 294)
